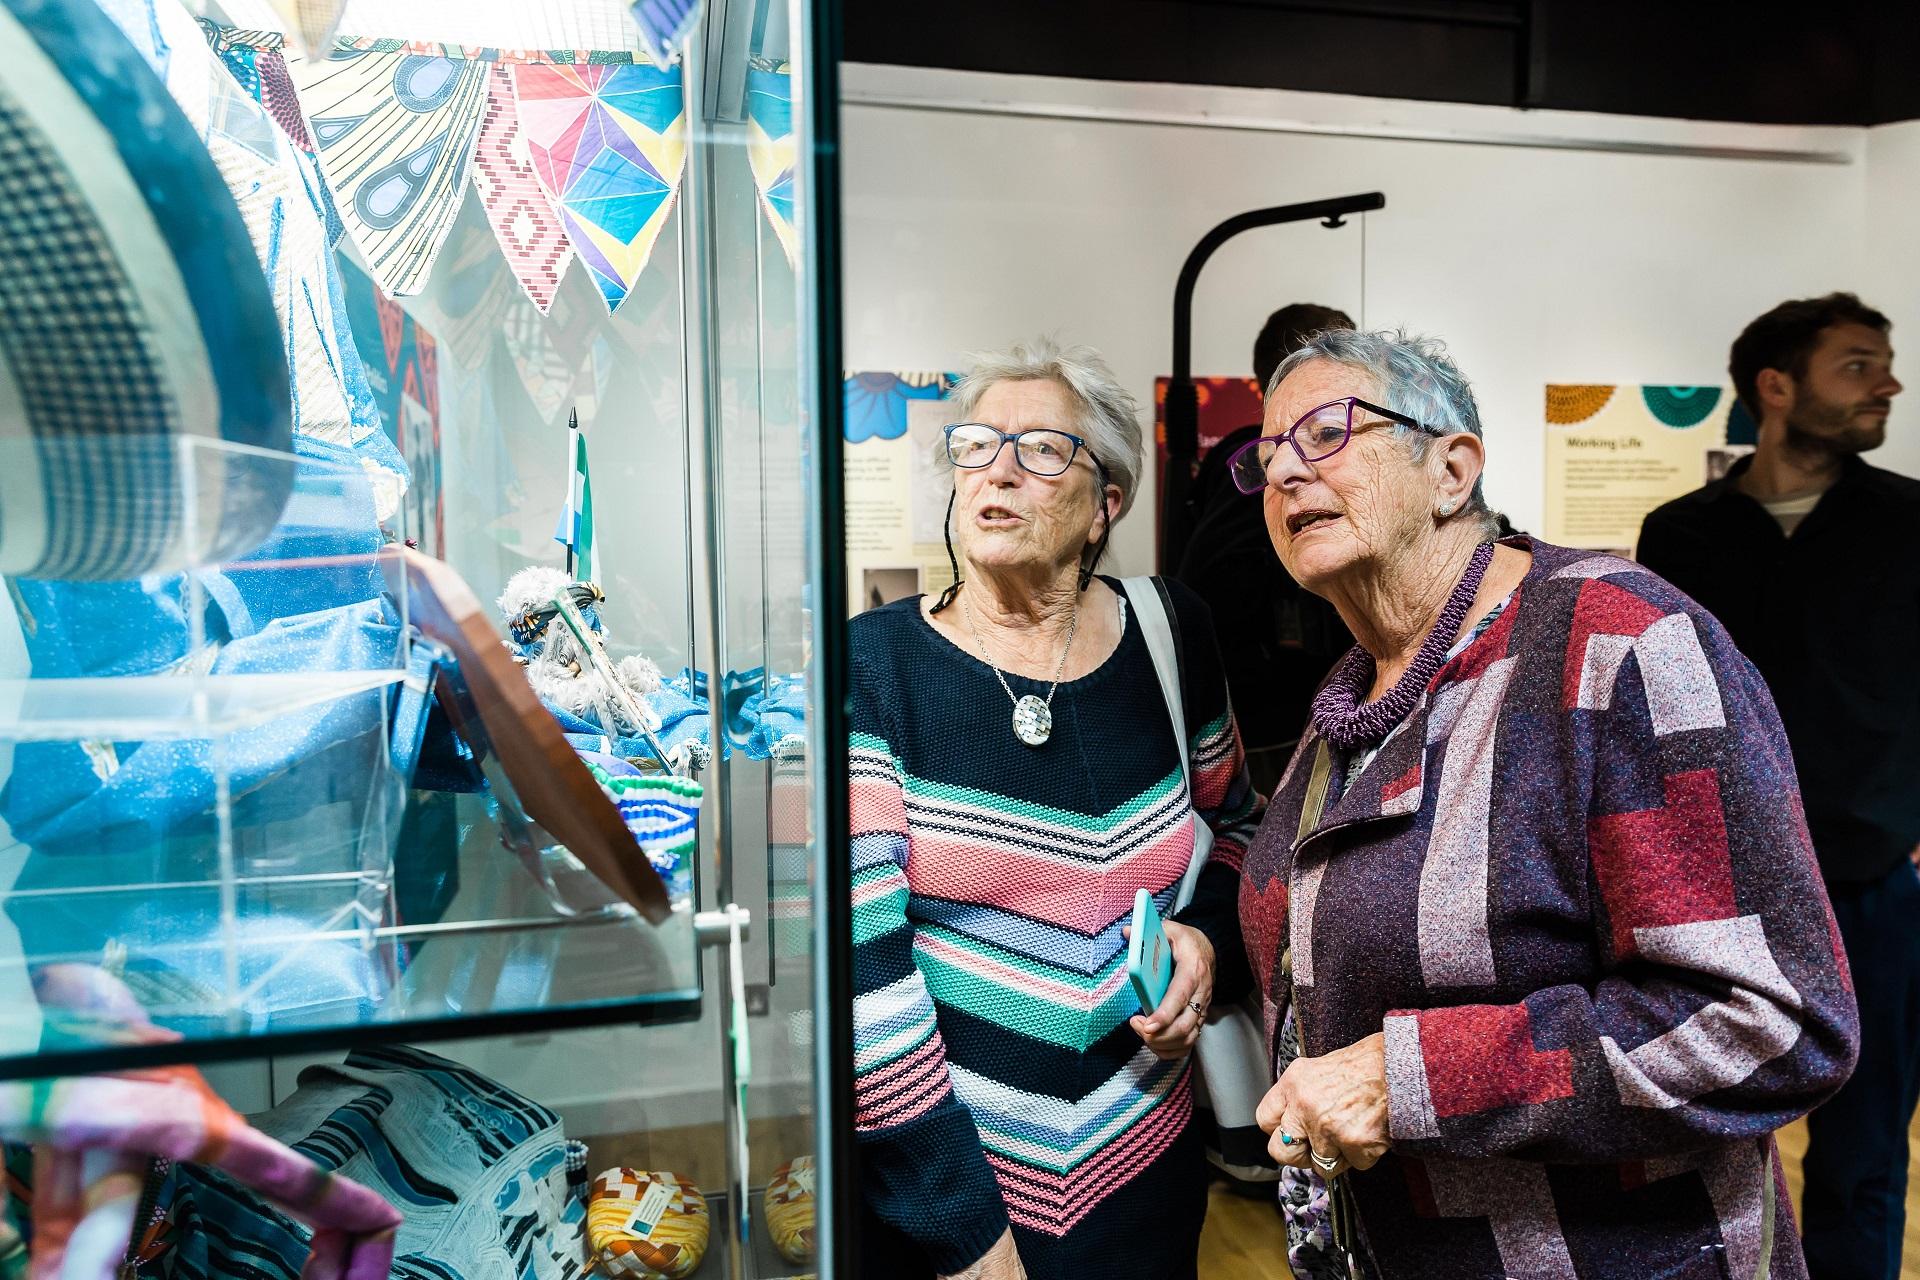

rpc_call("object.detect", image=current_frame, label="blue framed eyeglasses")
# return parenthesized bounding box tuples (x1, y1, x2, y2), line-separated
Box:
(943, 423, 1094, 478)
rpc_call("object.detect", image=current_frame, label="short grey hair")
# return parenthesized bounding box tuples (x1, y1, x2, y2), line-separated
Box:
(946, 337, 1144, 519)
(1269, 328, 1500, 536)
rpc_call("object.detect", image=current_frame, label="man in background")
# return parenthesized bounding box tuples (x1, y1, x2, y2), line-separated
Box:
(1173, 302, 1352, 796)
(1638, 292, 1915, 1280)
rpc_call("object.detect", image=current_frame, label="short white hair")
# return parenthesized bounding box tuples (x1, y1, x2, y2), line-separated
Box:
(946, 337, 1143, 519)
(1271, 328, 1499, 536)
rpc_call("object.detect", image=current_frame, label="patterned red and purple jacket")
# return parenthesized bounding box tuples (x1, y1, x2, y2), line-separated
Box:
(1241, 538, 1860, 1279)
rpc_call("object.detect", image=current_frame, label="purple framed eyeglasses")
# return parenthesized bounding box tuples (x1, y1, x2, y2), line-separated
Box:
(1224, 396, 1429, 495)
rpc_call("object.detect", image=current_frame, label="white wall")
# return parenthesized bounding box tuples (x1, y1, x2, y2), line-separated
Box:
(1868, 118, 1920, 481)
(843, 66, 1883, 573)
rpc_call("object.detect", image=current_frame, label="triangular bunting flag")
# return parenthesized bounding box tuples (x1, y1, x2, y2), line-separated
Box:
(473, 63, 574, 314)
(513, 61, 687, 313)
(289, 48, 489, 296)
(746, 62, 798, 266)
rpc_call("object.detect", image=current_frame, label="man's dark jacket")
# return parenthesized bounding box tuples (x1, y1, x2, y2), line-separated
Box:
(1638, 452, 1920, 883)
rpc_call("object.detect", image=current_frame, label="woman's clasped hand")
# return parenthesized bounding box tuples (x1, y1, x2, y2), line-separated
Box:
(1255, 1032, 1390, 1179)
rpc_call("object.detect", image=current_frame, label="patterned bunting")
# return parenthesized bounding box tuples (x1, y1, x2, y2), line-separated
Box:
(746, 60, 797, 265)
(513, 62, 687, 313)
(289, 47, 489, 296)
(201, 25, 646, 65)
(473, 64, 573, 313)
(256, 50, 316, 152)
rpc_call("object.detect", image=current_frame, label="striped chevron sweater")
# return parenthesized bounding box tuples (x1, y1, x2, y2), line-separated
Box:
(851, 579, 1258, 1279)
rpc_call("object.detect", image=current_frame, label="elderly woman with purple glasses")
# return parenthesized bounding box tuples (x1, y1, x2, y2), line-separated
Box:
(1227, 328, 1858, 1279)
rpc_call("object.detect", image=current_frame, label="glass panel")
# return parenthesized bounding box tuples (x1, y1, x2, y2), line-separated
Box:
(683, 2, 826, 1273)
(2, 0, 839, 1268)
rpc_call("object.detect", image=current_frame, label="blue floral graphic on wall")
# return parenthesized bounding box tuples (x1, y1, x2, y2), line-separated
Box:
(844, 371, 956, 443)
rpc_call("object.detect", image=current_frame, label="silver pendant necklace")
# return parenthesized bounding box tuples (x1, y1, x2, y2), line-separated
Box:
(961, 586, 1079, 747)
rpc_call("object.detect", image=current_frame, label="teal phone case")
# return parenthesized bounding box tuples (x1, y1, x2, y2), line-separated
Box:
(1127, 887, 1173, 1013)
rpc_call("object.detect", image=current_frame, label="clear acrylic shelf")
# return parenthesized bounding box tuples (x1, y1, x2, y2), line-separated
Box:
(0, 670, 408, 741)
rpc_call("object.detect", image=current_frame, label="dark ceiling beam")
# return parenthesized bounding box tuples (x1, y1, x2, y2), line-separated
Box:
(842, 0, 1911, 127)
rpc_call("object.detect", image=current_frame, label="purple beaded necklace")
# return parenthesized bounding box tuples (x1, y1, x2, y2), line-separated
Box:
(1311, 541, 1496, 751)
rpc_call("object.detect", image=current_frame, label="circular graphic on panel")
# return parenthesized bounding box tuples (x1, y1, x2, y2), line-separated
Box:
(1640, 385, 1723, 428)
(1545, 385, 1615, 424)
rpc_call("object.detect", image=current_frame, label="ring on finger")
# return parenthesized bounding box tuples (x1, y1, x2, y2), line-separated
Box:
(1309, 1147, 1340, 1174)
(1186, 999, 1205, 1016)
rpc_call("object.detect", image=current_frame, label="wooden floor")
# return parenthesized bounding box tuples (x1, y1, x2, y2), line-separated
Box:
(1197, 1115, 1920, 1278)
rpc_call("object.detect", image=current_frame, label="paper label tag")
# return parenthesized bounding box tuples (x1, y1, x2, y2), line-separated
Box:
(624, 1182, 673, 1239)
(791, 1162, 815, 1197)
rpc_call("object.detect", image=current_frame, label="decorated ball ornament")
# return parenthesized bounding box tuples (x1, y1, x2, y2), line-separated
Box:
(1640, 385, 1723, 428)
(764, 1155, 817, 1265)
(1544, 384, 1615, 425)
(588, 1168, 709, 1278)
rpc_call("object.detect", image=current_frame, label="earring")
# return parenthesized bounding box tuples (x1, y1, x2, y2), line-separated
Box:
(1437, 501, 1455, 517)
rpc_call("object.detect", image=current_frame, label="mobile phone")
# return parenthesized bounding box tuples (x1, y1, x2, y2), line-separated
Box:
(1126, 888, 1174, 1014)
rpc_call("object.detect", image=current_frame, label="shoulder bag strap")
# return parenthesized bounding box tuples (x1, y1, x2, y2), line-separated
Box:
(1120, 575, 1213, 910)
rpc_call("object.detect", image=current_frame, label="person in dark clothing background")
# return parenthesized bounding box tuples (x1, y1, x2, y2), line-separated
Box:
(1638, 292, 1911, 1280)
(1174, 303, 1354, 796)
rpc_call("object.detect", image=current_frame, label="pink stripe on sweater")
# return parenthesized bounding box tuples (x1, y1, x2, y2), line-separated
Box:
(850, 776, 907, 835)
(986, 1074, 1192, 1235)
(855, 1038, 953, 1129)
(905, 825, 1192, 933)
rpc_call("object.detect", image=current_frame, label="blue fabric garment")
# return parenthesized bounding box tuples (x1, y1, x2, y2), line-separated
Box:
(1, 433, 410, 1028)
(2, 436, 396, 850)
(647, 671, 710, 757)
(644, 668, 806, 762)
(740, 673, 806, 759)
(141, 1045, 589, 1280)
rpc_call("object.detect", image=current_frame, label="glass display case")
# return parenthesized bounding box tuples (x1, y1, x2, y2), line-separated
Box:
(0, 0, 848, 1274)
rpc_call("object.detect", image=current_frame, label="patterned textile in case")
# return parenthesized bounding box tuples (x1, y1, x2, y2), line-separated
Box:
(289, 47, 490, 296)
(151, 1045, 589, 1280)
(584, 762, 700, 903)
(1, 966, 399, 1280)
(763, 1154, 816, 1265)
(104, 0, 393, 474)
(587, 1167, 708, 1277)
(0, 0, 291, 580)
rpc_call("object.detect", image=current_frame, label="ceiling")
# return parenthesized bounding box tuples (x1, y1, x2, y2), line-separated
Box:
(842, 0, 1920, 128)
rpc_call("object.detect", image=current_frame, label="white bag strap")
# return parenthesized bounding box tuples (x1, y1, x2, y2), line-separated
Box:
(1120, 575, 1213, 910)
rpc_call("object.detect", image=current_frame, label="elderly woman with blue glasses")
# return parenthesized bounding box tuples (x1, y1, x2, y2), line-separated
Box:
(1231, 329, 1859, 1279)
(847, 338, 1259, 1280)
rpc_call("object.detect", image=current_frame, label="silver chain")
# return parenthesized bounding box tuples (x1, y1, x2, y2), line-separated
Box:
(961, 585, 1079, 712)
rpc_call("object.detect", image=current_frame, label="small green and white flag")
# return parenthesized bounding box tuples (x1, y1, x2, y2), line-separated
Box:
(553, 411, 601, 582)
